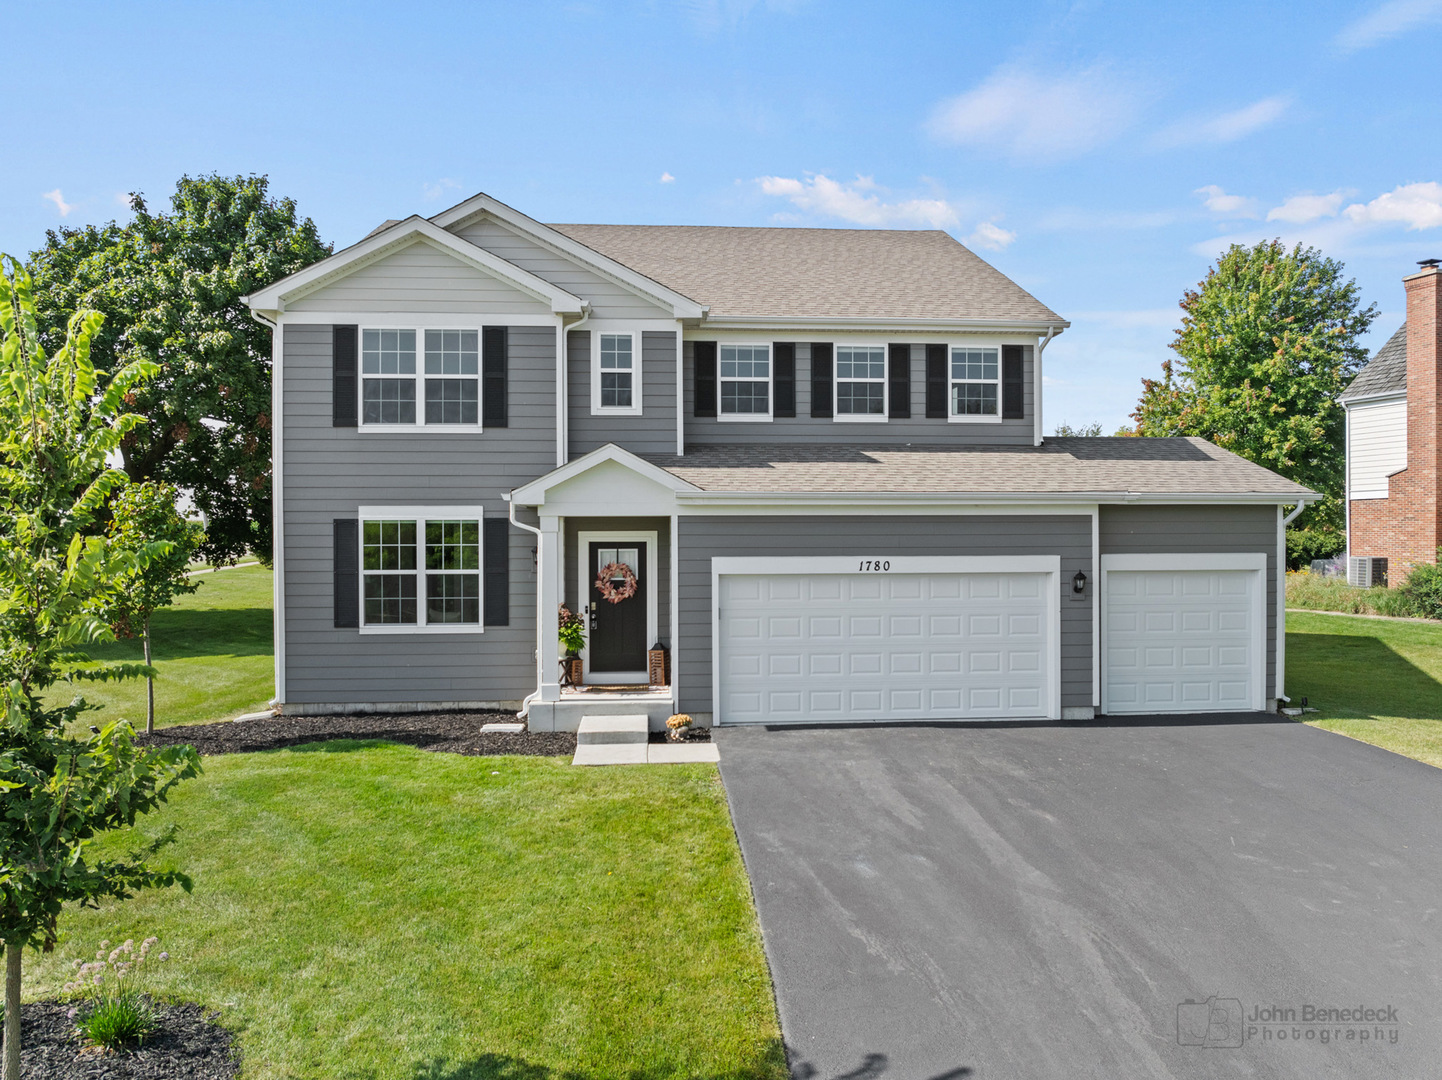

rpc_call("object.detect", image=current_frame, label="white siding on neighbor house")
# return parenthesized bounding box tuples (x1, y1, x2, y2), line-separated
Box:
(286, 238, 553, 315)
(1348, 398, 1407, 500)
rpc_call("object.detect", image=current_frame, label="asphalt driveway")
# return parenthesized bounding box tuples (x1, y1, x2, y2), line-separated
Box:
(716, 717, 1442, 1079)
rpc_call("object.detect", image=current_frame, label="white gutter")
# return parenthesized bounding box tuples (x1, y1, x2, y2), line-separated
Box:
(506, 496, 546, 719)
(671, 489, 1321, 507)
(1276, 500, 1308, 705)
(1034, 325, 1058, 447)
(558, 307, 591, 467)
(248, 308, 285, 708)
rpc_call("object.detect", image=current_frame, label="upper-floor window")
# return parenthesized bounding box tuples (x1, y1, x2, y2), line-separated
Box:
(835, 345, 886, 420)
(360, 509, 483, 632)
(592, 332, 643, 416)
(361, 328, 481, 428)
(720, 344, 771, 419)
(951, 346, 999, 420)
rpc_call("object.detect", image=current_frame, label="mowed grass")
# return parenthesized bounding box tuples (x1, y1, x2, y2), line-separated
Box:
(1287, 610, 1442, 768)
(48, 563, 274, 729)
(25, 745, 786, 1080)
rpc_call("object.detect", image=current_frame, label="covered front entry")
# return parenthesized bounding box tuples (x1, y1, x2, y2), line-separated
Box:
(714, 556, 1061, 724)
(581, 536, 652, 680)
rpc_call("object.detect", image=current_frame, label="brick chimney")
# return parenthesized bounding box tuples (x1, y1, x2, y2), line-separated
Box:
(1402, 261, 1442, 568)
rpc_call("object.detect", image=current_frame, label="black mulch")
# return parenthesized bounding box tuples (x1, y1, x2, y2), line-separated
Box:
(137, 711, 577, 758)
(648, 728, 713, 744)
(20, 1000, 237, 1079)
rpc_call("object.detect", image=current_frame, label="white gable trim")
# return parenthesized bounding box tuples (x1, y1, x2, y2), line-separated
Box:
(244, 216, 586, 316)
(430, 192, 707, 321)
(507, 443, 701, 507)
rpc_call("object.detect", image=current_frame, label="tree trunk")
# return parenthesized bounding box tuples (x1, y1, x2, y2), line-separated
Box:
(144, 613, 154, 734)
(4, 940, 21, 1080)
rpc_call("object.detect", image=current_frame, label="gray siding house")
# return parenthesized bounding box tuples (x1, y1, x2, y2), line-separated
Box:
(246, 191, 1314, 730)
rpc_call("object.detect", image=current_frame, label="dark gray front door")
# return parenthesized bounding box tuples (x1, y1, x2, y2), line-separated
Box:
(589, 542, 647, 674)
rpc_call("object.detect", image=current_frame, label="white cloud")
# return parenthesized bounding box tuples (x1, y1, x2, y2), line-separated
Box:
(1194, 185, 1259, 218)
(925, 65, 1138, 160)
(965, 222, 1016, 251)
(659, 172, 676, 184)
(756, 174, 963, 228)
(1335, 0, 1442, 52)
(1267, 191, 1347, 224)
(1343, 182, 1442, 230)
(42, 189, 74, 217)
(1157, 96, 1291, 147)
(421, 178, 462, 201)
(114, 191, 134, 209)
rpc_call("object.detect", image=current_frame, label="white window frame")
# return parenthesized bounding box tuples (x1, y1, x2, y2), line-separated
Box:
(717, 341, 774, 423)
(948, 341, 1004, 424)
(358, 325, 485, 433)
(357, 505, 486, 635)
(590, 329, 644, 417)
(833, 342, 889, 423)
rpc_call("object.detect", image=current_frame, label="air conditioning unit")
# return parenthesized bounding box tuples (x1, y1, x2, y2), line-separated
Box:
(1347, 556, 1388, 588)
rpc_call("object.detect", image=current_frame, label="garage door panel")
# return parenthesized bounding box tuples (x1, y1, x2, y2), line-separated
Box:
(719, 572, 1052, 723)
(1105, 568, 1258, 715)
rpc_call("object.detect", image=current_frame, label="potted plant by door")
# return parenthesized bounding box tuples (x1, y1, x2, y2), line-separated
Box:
(559, 605, 585, 687)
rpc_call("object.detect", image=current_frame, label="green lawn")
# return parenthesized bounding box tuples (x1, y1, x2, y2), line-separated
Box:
(1287, 610, 1442, 768)
(26, 745, 786, 1080)
(50, 563, 274, 730)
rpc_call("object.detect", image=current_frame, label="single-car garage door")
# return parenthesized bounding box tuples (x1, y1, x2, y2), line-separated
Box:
(1102, 555, 1266, 714)
(715, 559, 1059, 724)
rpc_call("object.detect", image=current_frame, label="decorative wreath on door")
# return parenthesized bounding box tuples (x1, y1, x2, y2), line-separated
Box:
(595, 562, 639, 604)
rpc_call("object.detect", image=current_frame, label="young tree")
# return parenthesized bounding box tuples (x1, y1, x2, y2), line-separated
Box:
(27, 174, 330, 566)
(0, 258, 201, 1078)
(1053, 421, 1104, 437)
(1132, 240, 1377, 553)
(107, 483, 204, 732)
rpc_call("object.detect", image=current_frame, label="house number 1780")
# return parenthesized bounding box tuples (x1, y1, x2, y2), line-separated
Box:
(858, 560, 892, 572)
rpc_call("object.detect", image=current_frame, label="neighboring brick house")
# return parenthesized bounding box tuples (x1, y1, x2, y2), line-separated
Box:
(1343, 260, 1442, 586)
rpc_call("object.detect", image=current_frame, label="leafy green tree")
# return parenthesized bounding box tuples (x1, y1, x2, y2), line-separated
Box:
(1133, 240, 1377, 557)
(107, 483, 204, 732)
(28, 174, 330, 566)
(1053, 421, 1103, 437)
(0, 258, 201, 1079)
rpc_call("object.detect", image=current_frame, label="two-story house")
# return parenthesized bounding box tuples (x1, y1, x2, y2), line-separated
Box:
(245, 190, 1313, 730)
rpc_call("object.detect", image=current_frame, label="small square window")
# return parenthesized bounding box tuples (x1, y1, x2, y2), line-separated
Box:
(719, 344, 771, 416)
(424, 379, 478, 425)
(362, 329, 416, 374)
(363, 520, 417, 571)
(950, 346, 1000, 418)
(425, 520, 480, 571)
(364, 574, 417, 625)
(426, 573, 480, 624)
(363, 379, 417, 425)
(424, 330, 478, 375)
(835, 345, 886, 416)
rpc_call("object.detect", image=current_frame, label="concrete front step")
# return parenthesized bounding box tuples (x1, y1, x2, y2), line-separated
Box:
(576, 714, 649, 745)
(572, 741, 721, 766)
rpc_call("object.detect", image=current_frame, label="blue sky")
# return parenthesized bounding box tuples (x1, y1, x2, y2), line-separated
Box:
(6, 0, 1442, 432)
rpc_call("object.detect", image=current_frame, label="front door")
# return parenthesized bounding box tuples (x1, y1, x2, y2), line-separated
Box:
(588, 541, 648, 675)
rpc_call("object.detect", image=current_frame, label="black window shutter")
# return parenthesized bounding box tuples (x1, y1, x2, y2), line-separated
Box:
(1002, 344, 1025, 420)
(888, 344, 911, 419)
(694, 340, 717, 417)
(482, 326, 508, 428)
(810, 342, 833, 418)
(333, 518, 358, 628)
(773, 342, 796, 418)
(332, 325, 358, 427)
(925, 343, 948, 419)
(483, 518, 510, 626)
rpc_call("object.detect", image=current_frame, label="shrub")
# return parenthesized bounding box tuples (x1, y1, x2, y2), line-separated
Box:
(1284, 570, 1422, 618)
(558, 605, 585, 656)
(1286, 526, 1345, 570)
(1402, 557, 1442, 620)
(74, 991, 155, 1049)
(63, 937, 169, 1050)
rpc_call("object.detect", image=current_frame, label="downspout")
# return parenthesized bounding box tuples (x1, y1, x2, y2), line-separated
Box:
(1276, 499, 1309, 704)
(1034, 325, 1058, 447)
(508, 496, 546, 719)
(249, 308, 284, 708)
(558, 307, 592, 467)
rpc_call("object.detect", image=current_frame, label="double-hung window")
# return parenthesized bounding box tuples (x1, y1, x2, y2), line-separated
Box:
(835, 345, 886, 419)
(359, 507, 484, 632)
(592, 332, 642, 415)
(360, 328, 481, 428)
(951, 346, 999, 418)
(719, 344, 770, 418)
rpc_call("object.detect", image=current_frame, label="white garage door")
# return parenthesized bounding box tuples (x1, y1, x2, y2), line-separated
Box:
(1104, 568, 1261, 714)
(716, 571, 1054, 724)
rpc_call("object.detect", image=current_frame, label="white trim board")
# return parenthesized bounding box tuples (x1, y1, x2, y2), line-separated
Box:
(577, 530, 660, 685)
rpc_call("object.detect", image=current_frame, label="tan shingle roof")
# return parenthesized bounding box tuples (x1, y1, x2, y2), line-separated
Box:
(547, 223, 1065, 323)
(642, 438, 1311, 497)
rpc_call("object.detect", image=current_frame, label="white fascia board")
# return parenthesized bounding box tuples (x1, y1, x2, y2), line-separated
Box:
(1342, 390, 1407, 408)
(509, 442, 702, 506)
(245, 216, 585, 315)
(698, 315, 1071, 334)
(670, 489, 1319, 509)
(429, 193, 706, 320)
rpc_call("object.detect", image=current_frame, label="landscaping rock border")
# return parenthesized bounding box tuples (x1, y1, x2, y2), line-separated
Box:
(19, 1000, 237, 1079)
(139, 711, 578, 757)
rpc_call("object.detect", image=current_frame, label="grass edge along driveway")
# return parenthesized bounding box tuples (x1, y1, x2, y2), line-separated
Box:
(1287, 609, 1442, 769)
(26, 745, 787, 1080)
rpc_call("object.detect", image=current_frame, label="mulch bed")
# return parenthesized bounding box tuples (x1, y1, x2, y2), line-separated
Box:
(138, 711, 577, 758)
(19, 1000, 237, 1079)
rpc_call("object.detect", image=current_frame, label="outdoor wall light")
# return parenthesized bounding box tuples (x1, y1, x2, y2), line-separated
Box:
(1073, 570, 1087, 594)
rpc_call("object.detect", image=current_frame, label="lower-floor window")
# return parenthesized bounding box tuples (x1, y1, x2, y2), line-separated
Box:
(360, 510, 483, 630)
